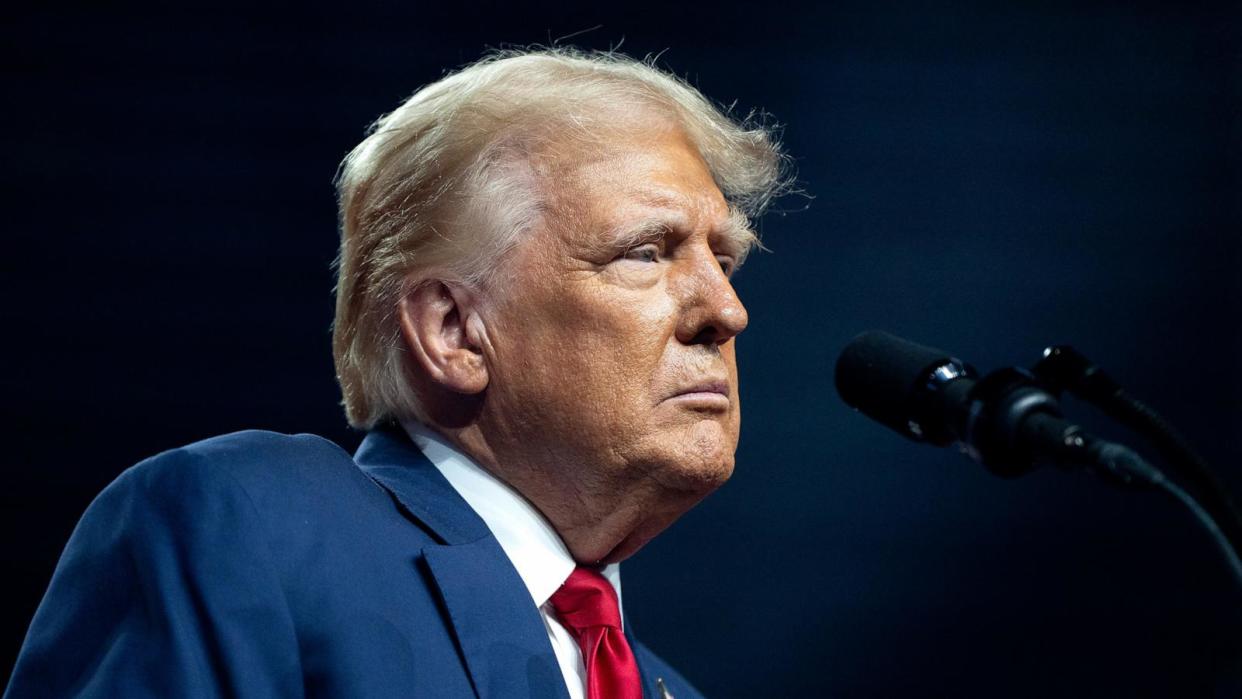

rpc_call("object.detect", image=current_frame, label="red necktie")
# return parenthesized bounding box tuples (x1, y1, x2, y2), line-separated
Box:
(548, 568, 643, 699)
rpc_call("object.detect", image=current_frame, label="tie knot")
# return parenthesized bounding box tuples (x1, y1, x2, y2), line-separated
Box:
(548, 568, 622, 631)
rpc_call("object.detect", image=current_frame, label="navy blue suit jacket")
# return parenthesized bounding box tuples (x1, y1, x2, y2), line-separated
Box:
(6, 428, 705, 698)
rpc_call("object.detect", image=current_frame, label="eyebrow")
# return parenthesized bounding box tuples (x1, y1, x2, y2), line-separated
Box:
(602, 205, 760, 264)
(606, 218, 671, 251)
(720, 207, 761, 265)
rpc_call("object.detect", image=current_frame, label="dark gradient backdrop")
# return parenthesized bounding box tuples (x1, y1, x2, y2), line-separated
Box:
(4, 2, 1240, 697)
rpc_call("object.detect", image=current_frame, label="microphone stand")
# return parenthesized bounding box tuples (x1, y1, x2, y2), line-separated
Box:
(835, 330, 1242, 590)
(1024, 413, 1242, 587)
(1017, 346, 1242, 589)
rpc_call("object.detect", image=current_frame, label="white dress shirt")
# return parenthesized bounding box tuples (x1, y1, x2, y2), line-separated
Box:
(403, 422, 623, 699)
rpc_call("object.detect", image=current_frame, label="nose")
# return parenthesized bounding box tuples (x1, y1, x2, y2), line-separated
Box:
(674, 246, 749, 346)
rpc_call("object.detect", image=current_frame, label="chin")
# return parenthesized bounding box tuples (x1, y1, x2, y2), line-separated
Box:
(664, 464, 732, 503)
(656, 420, 738, 493)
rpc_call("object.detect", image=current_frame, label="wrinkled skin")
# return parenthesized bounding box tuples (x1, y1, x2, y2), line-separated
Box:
(407, 123, 751, 564)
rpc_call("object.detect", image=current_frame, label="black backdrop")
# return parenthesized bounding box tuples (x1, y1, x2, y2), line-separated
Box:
(4, 2, 1240, 696)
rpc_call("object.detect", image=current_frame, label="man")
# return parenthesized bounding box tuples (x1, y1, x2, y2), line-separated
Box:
(6, 48, 788, 698)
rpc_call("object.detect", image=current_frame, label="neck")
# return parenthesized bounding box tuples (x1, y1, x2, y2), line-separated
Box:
(409, 418, 703, 564)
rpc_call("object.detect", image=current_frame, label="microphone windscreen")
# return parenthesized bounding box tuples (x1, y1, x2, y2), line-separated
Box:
(834, 331, 959, 439)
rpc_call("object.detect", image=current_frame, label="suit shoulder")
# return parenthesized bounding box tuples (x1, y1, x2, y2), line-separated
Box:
(100, 430, 375, 522)
(177, 429, 354, 474)
(123, 430, 355, 487)
(9, 434, 315, 696)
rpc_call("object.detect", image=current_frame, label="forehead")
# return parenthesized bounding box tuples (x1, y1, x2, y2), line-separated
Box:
(543, 126, 731, 239)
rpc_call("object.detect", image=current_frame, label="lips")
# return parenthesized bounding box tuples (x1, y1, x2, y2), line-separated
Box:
(675, 379, 729, 397)
(664, 379, 731, 409)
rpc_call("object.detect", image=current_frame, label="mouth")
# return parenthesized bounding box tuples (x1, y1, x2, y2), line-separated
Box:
(666, 379, 731, 409)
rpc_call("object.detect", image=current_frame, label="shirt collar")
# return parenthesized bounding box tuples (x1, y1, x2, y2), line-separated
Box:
(402, 421, 623, 617)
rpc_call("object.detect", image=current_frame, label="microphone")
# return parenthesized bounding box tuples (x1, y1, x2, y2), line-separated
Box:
(834, 330, 1155, 482)
(834, 330, 1242, 586)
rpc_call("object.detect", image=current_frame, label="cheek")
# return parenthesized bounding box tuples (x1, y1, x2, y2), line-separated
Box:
(500, 292, 673, 417)
(557, 285, 676, 384)
(726, 344, 742, 409)
(577, 307, 673, 414)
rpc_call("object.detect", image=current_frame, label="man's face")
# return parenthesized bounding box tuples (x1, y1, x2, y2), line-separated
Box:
(478, 124, 751, 541)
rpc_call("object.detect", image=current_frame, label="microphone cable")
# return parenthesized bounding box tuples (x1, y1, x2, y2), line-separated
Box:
(1033, 345, 1242, 577)
(836, 331, 1242, 591)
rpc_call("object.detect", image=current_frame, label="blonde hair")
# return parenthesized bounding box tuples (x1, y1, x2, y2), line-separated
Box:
(333, 47, 791, 429)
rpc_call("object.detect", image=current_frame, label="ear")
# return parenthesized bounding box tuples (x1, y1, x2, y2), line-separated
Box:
(397, 281, 489, 395)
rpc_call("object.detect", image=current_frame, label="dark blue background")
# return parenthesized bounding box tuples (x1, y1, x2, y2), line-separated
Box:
(4, 2, 1239, 696)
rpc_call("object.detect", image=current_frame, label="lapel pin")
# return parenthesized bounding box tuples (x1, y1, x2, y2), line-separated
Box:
(656, 677, 674, 699)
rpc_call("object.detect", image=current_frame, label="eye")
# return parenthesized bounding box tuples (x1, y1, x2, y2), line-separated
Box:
(622, 243, 661, 263)
(716, 255, 736, 277)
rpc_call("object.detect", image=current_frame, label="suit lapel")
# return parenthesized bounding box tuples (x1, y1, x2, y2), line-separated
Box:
(355, 426, 489, 544)
(625, 618, 658, 699)
(356, 427, 570, 699)
(423, 539, 571, 699)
